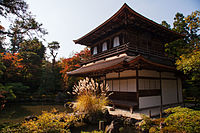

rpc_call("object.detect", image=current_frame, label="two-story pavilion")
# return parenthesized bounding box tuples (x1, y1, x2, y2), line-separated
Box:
(68, 4, 183, 112)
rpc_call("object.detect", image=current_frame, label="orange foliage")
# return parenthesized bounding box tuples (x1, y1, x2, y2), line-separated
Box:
(59, 48, 91, 82)
(0, 53, 23, 69)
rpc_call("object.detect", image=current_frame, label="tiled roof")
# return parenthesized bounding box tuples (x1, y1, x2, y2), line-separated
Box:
(67, 55, 176, 76)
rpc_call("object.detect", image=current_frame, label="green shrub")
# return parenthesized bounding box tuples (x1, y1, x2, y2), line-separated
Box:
(1, 108, 83, 133)
(164, 106, 192, 114)
(137, 115, 154, 131)
(164, 106, 200, 133)
(149, 126, 159, 133)
(6, 82, 29, 98)
(162, 126, 178, 132)
(137, 107, 200, 133)
(1, 123, 27, 133)
(152, 118, 165, 125)
(81, 131, 103, 133)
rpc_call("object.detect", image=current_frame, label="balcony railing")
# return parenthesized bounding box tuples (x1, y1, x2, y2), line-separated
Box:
(83, 44, 128, 64)
(82, 43, 173, 64)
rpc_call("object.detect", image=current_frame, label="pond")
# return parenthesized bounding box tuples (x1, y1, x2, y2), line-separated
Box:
(0, 102, 138, 133)
(0, 102, 69, 124)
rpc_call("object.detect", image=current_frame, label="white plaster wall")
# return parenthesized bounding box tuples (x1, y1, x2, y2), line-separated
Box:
(106, 72, 118, 78)
(156, 80, 160, 89)
(178, 78, 183, 102)
(107, 80, 113, 91)
(139, 70, 159, 77)
(162, 80, 177, 105)
(113, 80, 119, 91)
(107, 79, 136, 92)
(120, 80, 128, 92)
(128, 79, 136, 92)
(139, 96, 161, 109)
(139, 79, 160, 90)
(161, 72, 175, 78)
(120, 70, 136, 77)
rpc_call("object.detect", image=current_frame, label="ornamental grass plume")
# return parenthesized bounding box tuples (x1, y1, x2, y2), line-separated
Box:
(72, 77, 111, 114)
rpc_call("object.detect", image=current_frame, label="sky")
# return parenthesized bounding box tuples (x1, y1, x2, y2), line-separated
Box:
(24, 0, 199, 59)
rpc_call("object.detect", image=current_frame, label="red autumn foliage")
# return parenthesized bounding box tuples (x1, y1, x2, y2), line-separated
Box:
(59, 48, 91, 82)
(1, 53, 23, 69)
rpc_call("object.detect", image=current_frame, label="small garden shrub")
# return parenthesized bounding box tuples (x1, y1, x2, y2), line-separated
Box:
(164, 106, 200, 133)
(137, 107, 200, 133)
(81, 131, 103, 133)
(1, 108, 83, 133)
(137, 115, 154, 132)
(73, 77, 111, 115)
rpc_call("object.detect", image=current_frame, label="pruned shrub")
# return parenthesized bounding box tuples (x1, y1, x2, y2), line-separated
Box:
(22, 108, 83, 132)
(1, 108, 83, 133)
(136, 107, 200, 133)
(136, 115, 154, 132)
(164, 106, 200, 133)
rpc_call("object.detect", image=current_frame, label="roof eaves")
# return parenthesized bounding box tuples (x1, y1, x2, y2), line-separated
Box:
(73, 3, 129, 44)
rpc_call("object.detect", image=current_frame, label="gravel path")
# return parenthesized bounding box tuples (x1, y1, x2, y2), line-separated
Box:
(106, 106, 143, 120)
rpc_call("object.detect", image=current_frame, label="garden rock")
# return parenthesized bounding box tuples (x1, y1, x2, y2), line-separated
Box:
(124, 118, 138, 125)
(105, 118, 124, 133)
(160, 122, 166, 129)
(25, 115, 38, 121)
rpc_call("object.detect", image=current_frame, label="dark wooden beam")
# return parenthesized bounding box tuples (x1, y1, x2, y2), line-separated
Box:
(118, 72, 120, 91)
(139, 89, 161, 97)
(159, 71, 163, 118)
(136, 66, 139, 105)
(176, 77, 180, 103)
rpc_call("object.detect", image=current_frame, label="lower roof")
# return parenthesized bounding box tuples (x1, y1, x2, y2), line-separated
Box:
(67, 55, 176, 77)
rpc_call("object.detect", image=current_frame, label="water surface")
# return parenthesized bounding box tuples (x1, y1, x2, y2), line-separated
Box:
(0, 102, 68, 124)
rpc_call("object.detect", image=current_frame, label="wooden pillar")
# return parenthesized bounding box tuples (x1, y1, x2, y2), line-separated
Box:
(104, 75, 107, 88)
(159, 71, 163, 118)
(99, 121, 104, 131)
(181, 77, 184, 106)
(112, 79, 113, 92)
(136, 67, 139, 105)
(176, 77, 180, 103)
(118, 72, 120, 91)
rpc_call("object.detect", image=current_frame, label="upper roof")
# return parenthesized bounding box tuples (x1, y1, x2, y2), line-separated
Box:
(73, 3, 183, 46)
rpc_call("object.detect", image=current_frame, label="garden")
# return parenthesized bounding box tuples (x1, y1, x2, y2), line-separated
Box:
(1, 78, 200, 132)
(0, 0, 200, 133)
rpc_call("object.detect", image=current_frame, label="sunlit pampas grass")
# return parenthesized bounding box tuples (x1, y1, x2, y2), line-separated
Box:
(72, 77, 111, 114)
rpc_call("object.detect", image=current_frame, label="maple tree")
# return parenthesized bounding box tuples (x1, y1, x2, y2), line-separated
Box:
(59, 48, 91, 89)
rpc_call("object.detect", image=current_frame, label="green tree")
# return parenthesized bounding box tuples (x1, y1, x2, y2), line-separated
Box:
(0, 25, 6, 52)
(0, 0, 54, 102)
(161, 20, 171, 29)
(39, 60, 63, 94)
(8, 14, 47, 53)
(0, 0, 28, 17)
(48, 41, 60, 68)
(18, 38, 46, 92)
(163, 10, 200, 104)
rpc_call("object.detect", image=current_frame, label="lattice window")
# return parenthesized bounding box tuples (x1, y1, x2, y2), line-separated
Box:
(102, 42, 107, 51)
(93, 46, 97, 55)
(113, 36, 120, 47)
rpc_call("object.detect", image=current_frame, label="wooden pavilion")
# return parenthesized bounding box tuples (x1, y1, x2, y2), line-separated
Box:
(68, 4, 183, 112)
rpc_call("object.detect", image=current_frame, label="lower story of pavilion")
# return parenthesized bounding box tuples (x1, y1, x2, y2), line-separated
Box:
(68, 54, 183, 111)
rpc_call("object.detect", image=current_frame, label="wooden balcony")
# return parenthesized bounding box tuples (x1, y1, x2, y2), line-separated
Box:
(83, 43, 173, 64)
(83, 44, 128, 64)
